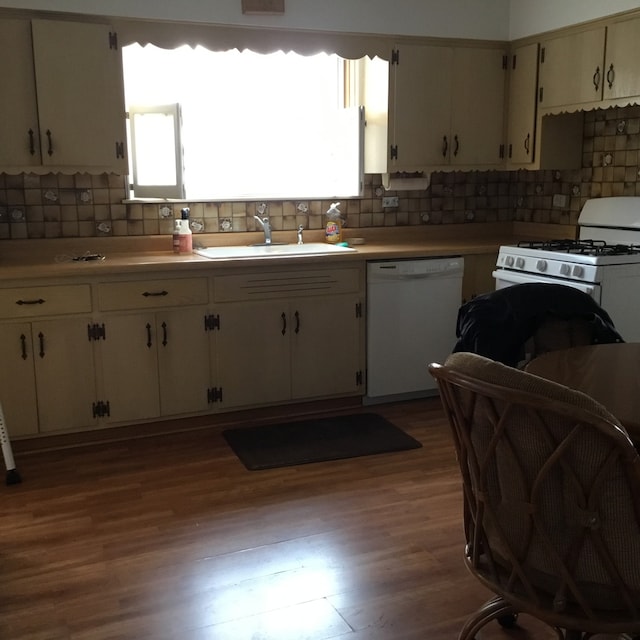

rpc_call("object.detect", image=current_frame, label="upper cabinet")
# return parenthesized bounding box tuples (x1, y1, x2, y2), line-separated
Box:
(602, 16, 640, 102)
(387, 43, 506, 172)
(506, 42, 539, 166)
(538, 26, 606, 110)
(0, 18, 127, 174)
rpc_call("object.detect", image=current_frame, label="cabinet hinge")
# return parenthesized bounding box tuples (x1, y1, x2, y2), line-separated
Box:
(205, 314, 220, 331)
(109, 31, 118, 50)
(538, 87, 544, 103)
(540, 47, 545, 64)
(499, 144, 505, 159)
(502, 55, 508, 70)
(92, 400, 110, 418)
(87, 323, 106, 341)
(207, 387, 223, 403)
(390, 145, 398, 160)
(391, 48, 400, 65)
(355, 301, 363, 318)
(115, 141, 125, 159)
(356, 370, 364, 386)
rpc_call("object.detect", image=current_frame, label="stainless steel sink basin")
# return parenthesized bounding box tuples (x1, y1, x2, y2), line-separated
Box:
(194, 243, 357, 259)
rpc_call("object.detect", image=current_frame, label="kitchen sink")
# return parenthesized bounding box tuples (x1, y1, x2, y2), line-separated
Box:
(194, 243, 357, 259)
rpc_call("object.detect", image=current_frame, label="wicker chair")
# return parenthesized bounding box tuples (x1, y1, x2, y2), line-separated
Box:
(429, 352, 640, 640)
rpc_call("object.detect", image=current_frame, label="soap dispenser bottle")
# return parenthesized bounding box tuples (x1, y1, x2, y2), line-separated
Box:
(177, 207, 193, 254)
(325, 202, 343, 244)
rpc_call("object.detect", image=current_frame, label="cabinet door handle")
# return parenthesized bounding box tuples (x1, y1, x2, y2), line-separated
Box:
(593, 66, 601, 91)
(281, 312, 287, 336)
(28, 129, 35, 155)
(453, 135, 459, 157)
(442, 135, 448, 158)
(45, 129, 53, 156)
(606, 63, 615, 89)
(38, 332, 45, 358)
(20, 333, 27, 360)
(146, 322, 152, 348)
(294, 310, 300, 334)
(524, 133, 530, 155)
(161, 321, 168, 346)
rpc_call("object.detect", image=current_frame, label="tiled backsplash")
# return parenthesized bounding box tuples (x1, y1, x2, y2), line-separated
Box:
(1, 105, 639, 240)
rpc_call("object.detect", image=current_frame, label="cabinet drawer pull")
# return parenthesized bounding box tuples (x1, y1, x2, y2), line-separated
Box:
(46, 129, 53, 156)
(294, 310, 300, 334)
(28, 129, 36, 155)
(142, 290, 168, 297)
(20, 334, 27, 360)
(161, 321, 168, 346)
(146, 322, 152, 348)
(16, 298, 45, 306)
(607, 63, 615, 89)
(281, 312, 287, 336)
(593, 66, 601, 91)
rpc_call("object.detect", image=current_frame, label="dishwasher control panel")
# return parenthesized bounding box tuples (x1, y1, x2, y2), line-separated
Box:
(367, 257, 464, 279)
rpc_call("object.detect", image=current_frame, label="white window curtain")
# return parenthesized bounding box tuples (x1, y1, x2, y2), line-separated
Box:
(123, 44, 366, 199)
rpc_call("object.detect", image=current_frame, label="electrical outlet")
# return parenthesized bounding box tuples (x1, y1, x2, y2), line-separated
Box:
(382, 196, 399, 208)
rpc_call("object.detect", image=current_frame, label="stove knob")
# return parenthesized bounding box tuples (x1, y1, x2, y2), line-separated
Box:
(515, 257, 525, 269)
(536, 259, 548, 272)
(572, 265, 584, 278)
(504, 255, 514, 267)
(559, 263, 571, 276)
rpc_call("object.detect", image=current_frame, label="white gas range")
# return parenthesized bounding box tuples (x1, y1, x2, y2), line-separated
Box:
(493, 197, 640, 342)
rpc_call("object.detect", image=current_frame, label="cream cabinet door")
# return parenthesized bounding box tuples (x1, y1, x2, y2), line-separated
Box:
(450, 47, 506, 166)
(0, 19, 40, 167)
(31, 19, 127, 172)
(389, 44, 453, 169)
(0, 323, 39, 436)
(538, 27, 606, 109)
(215, 300, 290, 410)
(0, 318, 97, 435)
(506, 43, 539, 166)
(603, 17, 640, 101)
(291, 295, 363, 400)
(156, 307, 211, 416)
(100, 313, 160, 424)
(34, 318, 97, 433)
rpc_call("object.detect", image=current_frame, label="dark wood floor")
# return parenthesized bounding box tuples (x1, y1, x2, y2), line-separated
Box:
(0, 398, 571, 639)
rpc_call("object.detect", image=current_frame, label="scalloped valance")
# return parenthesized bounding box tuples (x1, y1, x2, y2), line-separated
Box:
(113, 18, 393, 60)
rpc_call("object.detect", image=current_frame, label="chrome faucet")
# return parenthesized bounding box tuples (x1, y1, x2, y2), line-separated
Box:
(297, 225, 304, 245)
(254, 215, 272, 245)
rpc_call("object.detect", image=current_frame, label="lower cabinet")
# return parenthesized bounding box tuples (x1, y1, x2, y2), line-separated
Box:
(0, 317, 97, 436)
(461, 253, 498, 304)
(213, 266, 365, 411)
(0, 265, 365, 437)
(215, 294, 363, 410)
(95, 276, 212, 425)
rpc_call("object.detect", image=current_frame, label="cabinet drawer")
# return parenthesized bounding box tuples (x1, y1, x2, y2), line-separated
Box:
(98, 277, 209, 311)
(214, 268, 362, 302)
(0, 284, 91, 318)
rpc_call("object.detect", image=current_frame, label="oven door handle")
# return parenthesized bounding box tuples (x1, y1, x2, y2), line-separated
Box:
(492, 269, 598, 297)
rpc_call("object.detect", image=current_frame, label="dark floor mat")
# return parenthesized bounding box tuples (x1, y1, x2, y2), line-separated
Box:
(222, 412, 422, 470)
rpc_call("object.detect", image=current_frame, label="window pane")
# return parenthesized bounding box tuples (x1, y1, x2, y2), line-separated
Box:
(123, 44, 363, 200)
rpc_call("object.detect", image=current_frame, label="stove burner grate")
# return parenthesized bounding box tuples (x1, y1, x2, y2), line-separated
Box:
(517, 239, 640, 256)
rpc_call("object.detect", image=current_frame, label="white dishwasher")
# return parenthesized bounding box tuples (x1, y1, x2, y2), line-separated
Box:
(365, 257, 464, 403)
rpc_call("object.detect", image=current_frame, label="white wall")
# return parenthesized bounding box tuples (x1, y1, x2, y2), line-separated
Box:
(509, 0, 640, 40)
(0, 0, 511, 40)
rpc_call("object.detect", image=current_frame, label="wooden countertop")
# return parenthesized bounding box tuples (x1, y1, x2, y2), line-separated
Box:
(0, 222, 572, 283)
